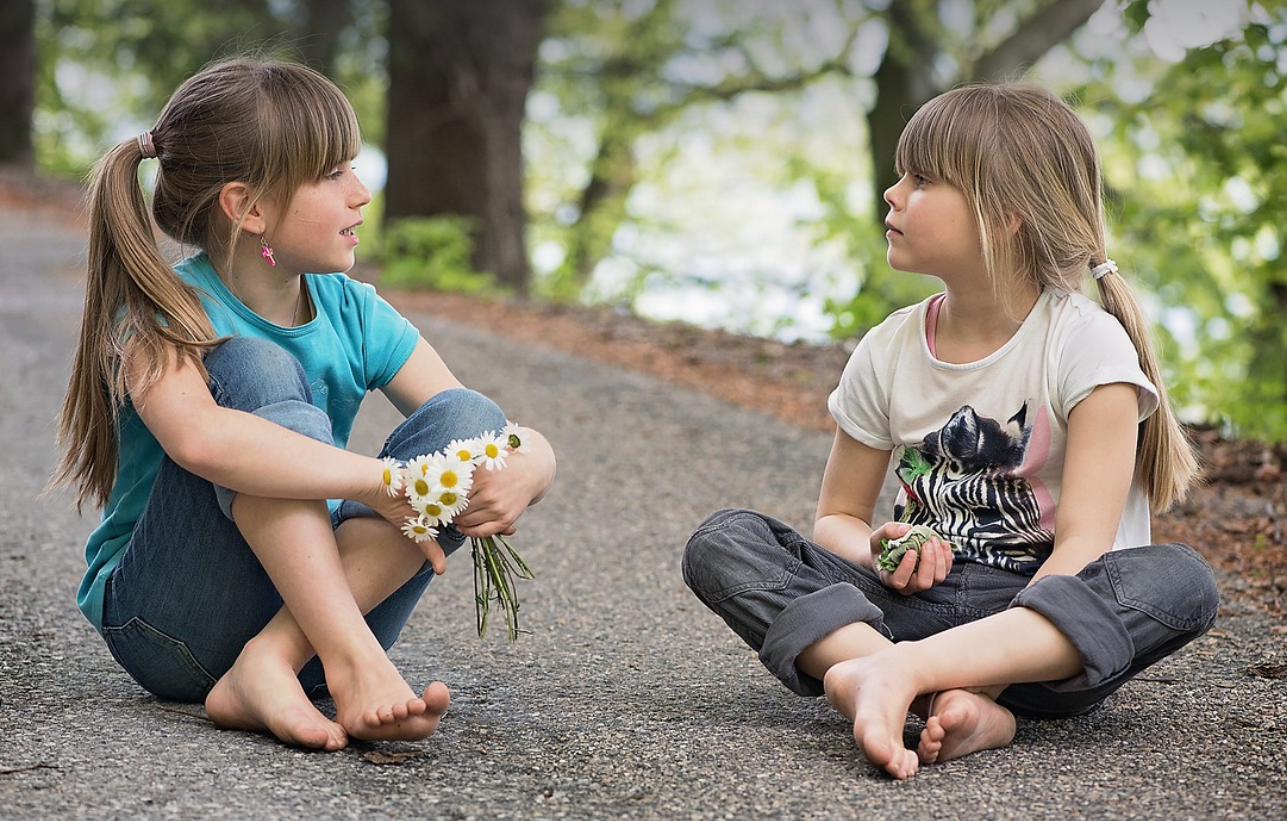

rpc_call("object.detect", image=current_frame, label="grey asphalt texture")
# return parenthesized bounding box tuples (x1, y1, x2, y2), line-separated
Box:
(2, 208, 1284, 820)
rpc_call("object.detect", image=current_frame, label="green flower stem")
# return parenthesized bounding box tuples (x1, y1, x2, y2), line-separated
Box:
(471, 534, 535, 642)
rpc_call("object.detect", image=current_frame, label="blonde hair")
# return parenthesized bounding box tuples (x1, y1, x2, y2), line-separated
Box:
(52, 58, 362, 510)
(896, 82, 1199, 510)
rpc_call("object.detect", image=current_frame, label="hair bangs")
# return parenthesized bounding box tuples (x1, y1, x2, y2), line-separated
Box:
(895, 87, 997, 194)
(257, 64, 362, 198)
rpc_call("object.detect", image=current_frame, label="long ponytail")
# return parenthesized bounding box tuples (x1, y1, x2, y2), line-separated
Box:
(1093, 266, 1201, 510)
(50, 137, 219, 511)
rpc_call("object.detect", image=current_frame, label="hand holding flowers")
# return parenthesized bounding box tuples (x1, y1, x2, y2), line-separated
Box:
(380, 423, 535, 641)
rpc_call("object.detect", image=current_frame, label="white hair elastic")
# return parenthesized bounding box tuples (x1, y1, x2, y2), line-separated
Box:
(1090, 259, 1118, 280)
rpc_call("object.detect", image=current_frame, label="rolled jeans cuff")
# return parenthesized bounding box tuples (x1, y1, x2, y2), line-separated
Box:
(761, 583, 886, 697)
(213, 399, 333, 520)
(1010, 573, 1133, 691)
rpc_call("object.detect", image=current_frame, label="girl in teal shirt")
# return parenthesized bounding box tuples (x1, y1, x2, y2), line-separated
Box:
(51, 57, 557, 751)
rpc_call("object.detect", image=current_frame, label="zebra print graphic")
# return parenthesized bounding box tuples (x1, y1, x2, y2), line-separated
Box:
(893, 402, 1054, 573)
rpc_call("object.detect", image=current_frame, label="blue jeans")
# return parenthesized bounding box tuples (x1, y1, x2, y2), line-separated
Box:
(101, 337, 506, 702)
(682, 508, 1219, 719)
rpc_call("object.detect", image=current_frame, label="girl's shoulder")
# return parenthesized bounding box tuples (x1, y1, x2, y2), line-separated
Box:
(1042, 289, 1132, 345)
(307, 271, 386, 313)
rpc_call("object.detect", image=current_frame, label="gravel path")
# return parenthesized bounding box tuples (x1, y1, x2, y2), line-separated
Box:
(1, 209, 1284, 819)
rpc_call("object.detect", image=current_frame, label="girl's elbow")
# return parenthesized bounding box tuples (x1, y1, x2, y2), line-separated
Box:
(164, 430, 224, 477)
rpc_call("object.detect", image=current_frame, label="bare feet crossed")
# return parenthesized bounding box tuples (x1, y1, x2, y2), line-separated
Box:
(206, 640, 348, 751)
(323, 652, 451, 743)
(206, 637, 452, 749)
(917, 688, 1016, 764)
(823, 656, 922, 780)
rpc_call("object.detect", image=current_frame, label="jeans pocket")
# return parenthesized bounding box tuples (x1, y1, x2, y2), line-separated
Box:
(103, 617, 217, 702)
(1103, 544, 1219, 633)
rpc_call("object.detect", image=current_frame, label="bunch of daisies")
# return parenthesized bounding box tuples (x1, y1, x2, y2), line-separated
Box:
(381, 423, 534, 641)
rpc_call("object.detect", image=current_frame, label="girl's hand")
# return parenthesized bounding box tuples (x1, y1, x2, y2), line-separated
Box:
(358, 471, 452, 574)
(451, 451, 545, 539)
(870, 522, 954, 595)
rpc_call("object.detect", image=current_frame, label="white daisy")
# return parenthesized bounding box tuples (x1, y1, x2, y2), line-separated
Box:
(379, 457, 404, 496)
(404, 453, 435, 479)
(400, 515, 438, 543)
(447, 437, 484, 465)
(434, 488, 470, 519)
(475, 432, 510, 472)
(404, 469, 435, 503)
(414, 498, 453, 526)
(501, 421, 527, 453)
(425, 452, 475, 498)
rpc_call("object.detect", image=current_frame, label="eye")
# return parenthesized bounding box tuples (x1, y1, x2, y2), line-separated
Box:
(912, 173, 930, 188)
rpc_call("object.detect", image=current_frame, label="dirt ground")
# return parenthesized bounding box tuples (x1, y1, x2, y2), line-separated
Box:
(8, 165, 1283, 617)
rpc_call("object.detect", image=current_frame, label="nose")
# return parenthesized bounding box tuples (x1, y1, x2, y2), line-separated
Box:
(883, 175, 904, 209)
(351, 175, 371, 209)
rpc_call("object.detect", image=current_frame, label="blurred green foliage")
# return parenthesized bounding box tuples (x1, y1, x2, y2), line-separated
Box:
(29, 0, 1287, 440)
(378, 216, 501, 296)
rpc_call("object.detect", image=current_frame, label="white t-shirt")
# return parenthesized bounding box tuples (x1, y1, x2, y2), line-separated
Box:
(828, 289, 1159, 574)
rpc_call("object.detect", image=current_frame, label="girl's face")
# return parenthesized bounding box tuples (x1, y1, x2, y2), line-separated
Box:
(882, 171, 984, 282)
(263, 163, 371, 275)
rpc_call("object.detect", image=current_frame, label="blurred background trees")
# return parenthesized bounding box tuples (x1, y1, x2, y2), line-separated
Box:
(9, 0, 1287, 441)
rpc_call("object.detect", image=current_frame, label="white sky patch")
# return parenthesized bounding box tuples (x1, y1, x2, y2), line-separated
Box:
(1144, 0, 1249, 62)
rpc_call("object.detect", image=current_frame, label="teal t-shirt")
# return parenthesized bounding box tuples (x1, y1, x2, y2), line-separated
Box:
(77, 253, 420, 631)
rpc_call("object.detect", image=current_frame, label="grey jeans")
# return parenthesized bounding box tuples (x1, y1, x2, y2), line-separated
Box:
(682, 508, 1219, 719)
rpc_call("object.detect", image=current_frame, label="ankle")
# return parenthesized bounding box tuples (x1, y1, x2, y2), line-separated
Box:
(238, 631, 314, 674)
(874, 643, 939, 695)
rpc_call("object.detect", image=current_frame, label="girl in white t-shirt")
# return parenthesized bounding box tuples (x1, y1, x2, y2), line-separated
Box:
(683, 82, 1217, 779)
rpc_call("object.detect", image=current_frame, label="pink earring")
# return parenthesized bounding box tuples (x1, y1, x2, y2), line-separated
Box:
(259, 235, 276, 267)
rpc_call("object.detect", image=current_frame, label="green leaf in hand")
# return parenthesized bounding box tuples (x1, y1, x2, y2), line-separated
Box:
(877, 524, 947, 573)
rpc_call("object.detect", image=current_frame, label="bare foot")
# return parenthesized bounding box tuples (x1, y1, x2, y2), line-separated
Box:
(206, 642, 348, 751)
(326, 655, 451, 743)
(917, 688, 1016, 764)
(824, 656, 921, 780)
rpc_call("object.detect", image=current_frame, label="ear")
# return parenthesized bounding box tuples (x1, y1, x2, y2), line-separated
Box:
(1006, 212, 1022, 237)
(217, 182, 268, 234)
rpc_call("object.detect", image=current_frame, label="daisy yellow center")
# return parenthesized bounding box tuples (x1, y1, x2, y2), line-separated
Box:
(455, 449, 473, 461)
(413, 478, 431, 496)
(484, 443, 500, 458)
(382, 468, 393, 486)
(425, 504, 443, 518)
(441, 470, 459, 488)
(440, 492, 459, 506)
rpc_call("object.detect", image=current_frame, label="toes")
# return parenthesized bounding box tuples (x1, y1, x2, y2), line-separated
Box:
(424, 682, 451, 715)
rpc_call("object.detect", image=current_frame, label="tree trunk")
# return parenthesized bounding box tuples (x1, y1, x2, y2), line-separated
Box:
(866, 3, 939, 223)
(868, 0, 1104, 225)
(296, 0, 352, 78)
(385, 0, 544, 293)
(0, 0, 36, 166)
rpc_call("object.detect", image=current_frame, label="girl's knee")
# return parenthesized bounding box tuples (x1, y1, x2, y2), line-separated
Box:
(1107, 543, 1220, 634)
(206, 337, 312, 410)
(386, 389, 507, 460)
(418, 388, 506, 432)
(682, 509, 776, 594)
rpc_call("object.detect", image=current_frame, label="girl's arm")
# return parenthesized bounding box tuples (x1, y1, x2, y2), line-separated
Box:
(814, 429, 953, 593)
(380, 337, 558, 539)
(378, 336, 465, 416)
(1034, 381, 1141, 583)
(129, 347, 395, 514)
